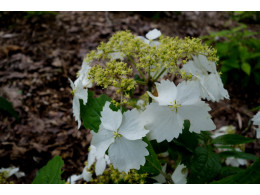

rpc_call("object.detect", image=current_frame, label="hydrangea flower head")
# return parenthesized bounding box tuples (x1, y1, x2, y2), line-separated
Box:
(142, 80, 216, 142)
(91, 101, 149, 173)
(182, 55, 229, 102)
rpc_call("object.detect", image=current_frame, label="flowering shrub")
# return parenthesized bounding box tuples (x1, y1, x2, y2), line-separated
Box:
(63, 29, 260, 184)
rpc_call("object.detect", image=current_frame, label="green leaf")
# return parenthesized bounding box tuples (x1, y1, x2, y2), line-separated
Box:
(212, 157, 260, 184)
(32, 156, 65, 184)
(212, 134, 255, 145)
(80, 91, 111, 132)
(219, 166, 244, 179)
(138, 137, 162, 176)
(241, 62, 251, 75)
(0, 97, 19, 120)
(216, 42, 229, 57)
(188, 147, 221, 184)
(173, 120, 199, 153)
(219, 151, 257, 161)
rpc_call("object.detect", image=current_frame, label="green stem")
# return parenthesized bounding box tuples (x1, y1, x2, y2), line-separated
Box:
(127, 56, 147, 82)
(135, 80, 147, 85)
(153, 68, 166, 82)
(120, 93, 123, 112)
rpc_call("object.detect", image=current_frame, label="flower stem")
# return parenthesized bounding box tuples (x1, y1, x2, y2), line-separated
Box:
(127, 56, 147, 82)
(152, 68, 166, 82)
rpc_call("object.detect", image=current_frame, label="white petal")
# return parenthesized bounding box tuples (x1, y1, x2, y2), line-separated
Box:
(95, 157, 107, 176)
(91, 127, 114, 159)
(119, 109, 149, 140)
(137, 36, 150, 44)
(82, 166, 92, 182)
(237, 158, 247, 166)
(68, 78, 75, 90)
(74, 80, 88, 105)
(146, 29, 161, 40)
(67, 174, 83, 184)
(200, 74, 229, 101)
(171, 164, 188, 184)
(147, 80, 177, 106)
(179, 100, 216, 133)
(100, 102, 122, 131)
(225, 157, 239, 167)
(141, 103, 184, 142)
(176, 81, 200, 105)
(256, 128, 260, 139)
(8, 167, 19, 177)
(72, 96, 81, 129)
(108, 137, 148, 173)
(14, 171, 25, 178)
(252, 111, 260, 124)
(87, 145, 97, 168)
(79, 61, 93, 88)
(104, 155, 110, 164)
(252, 111, 260, 138)
(152, 164, 167, 184)
(150, 41, 160, 47)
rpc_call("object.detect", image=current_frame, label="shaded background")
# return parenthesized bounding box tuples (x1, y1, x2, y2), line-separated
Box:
(0, 11, 260, 183)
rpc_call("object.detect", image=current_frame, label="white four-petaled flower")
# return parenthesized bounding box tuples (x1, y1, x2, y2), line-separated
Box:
(137, 29, 161, 47)
(182, 55, 229, 102)
(141, 80, 216, 142)
(91, 101, 149, 173)
(69, 60, 92, 129)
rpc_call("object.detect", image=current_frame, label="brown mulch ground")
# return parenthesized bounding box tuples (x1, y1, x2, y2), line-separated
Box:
(0, 11, 260, 183)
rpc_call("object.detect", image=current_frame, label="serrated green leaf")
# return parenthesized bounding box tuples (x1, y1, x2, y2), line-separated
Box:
(138, 137, 162, 176)
(80, 91, 111, 132)
(188, 147, 221, 184)
(0, 97, 19, 120)
(219, 151, 257, 161)
(212, 157, 260, 184)
(32, 156, 65, 184)
(212, 134, 255, 145)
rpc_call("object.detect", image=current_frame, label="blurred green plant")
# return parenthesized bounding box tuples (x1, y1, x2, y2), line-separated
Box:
(0, 97, 19, 120)
(230, 11, 260, 23)
(202, 24, 260, 87)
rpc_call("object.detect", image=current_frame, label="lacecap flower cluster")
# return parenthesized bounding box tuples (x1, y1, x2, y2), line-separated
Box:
(69, 29, 230, 182)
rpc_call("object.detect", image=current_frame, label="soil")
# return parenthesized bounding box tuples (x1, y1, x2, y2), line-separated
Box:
(0, 11, 259, 183)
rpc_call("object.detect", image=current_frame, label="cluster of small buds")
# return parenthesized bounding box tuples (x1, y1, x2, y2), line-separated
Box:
(91, 164, 147, 184)
(86, 29, 218, 98)
(88, 60, 136, 94)
(0, 172, 14, 184)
